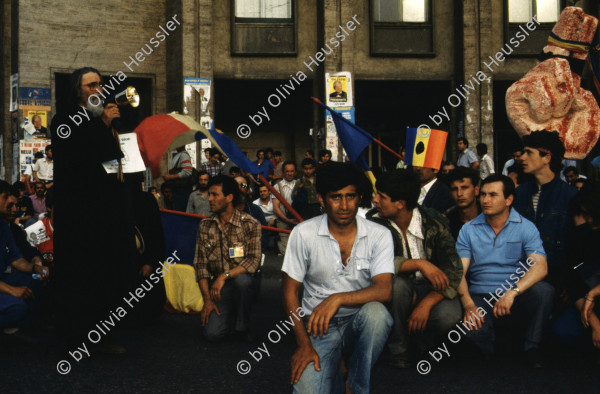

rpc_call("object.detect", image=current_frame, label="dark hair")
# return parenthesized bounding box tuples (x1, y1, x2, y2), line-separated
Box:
(0, 180, 12, 197)
(316, 162, 372, 206)
(45, 145, 52, 152)
(522, 130, 565, 174)
(480, 174, 515, 200)
(265, 148, 273, 155)
(208, 148, 221, 158)
(448, 167, 480, 187)
(34, 152, 44, 159)
(198, 170, 210, 178)
(273, 151, 282, 157)
(571, 182, 600, 225)
(457, 137, 469, 147)
(375, 169, 420, 210)
(68, 67, 102, 107)
(149, 186, 157, 193)
(442, 161, 455, 168)
(305, 150, 313, 156)
(301, 158, 316, 167)
(9, 186, 19, 199)
(229, 166, 241, 175)
(563, 166, 578, 176)
(208, 175, 240, 206)
(319, 149, 332, 158)
(476, 143, 487, 156)
(282, 160, 296, 170)
(13, 181, 26, 192)
(256, 149, 265, 158)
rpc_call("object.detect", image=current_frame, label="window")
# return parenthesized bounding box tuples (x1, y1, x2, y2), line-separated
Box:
(231, 0, 296, 56)
(235, 0, 292, 21)
(508, 0, 560, 23)
(370, 0, 433, 56)
(373, 0, 428, 23)
(505, 0, 562, 56)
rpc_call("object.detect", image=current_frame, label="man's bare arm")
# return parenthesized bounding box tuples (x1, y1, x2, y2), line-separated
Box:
(307, 273, 392, 338)
(457, 257, 483, 330)
(283, 274, 320, 384)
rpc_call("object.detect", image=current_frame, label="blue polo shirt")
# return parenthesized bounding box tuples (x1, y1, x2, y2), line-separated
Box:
(0, 221, 24, 280)
(456, 208, 545, 294)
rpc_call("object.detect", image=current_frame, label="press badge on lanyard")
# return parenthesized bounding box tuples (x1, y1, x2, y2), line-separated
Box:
(229, 243, 245, 258)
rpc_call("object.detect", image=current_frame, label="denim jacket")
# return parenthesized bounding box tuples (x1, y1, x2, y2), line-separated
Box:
(513, 176, 578, 268)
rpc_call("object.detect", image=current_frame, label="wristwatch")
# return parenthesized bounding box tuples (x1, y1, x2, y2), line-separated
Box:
(224, 270, 231, 279)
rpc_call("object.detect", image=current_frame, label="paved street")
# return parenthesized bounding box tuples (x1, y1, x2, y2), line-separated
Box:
(2, 253, 600, 393)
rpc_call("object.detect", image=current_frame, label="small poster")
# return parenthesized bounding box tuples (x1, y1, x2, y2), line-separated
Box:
(102, 133, 147, 174)
(184, 78, 211, 115)
(25, 220, 50, 247)
(326, 72, 352, 108)
(10, 74, 18, 112)
(19, 139, 50, 175)
(23, 110, 49, 140)
(18, 87, 51, 111)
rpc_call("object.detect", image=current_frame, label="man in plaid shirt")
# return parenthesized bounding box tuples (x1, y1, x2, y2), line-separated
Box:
(200, 148, 224, 178)
(194, 175, 261, 341)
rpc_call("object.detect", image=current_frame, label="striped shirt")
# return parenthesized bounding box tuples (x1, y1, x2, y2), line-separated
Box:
(194, 209, 261, 280)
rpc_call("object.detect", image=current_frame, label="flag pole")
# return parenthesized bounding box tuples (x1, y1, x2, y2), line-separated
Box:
(311, 97, 403, 161)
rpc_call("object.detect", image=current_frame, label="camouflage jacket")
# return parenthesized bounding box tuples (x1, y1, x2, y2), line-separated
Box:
(366, 206, 462, 299)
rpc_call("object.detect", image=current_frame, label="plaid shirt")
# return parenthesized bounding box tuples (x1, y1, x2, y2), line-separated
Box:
(200, 162, 223, 178)
(194, 209, 261, 280)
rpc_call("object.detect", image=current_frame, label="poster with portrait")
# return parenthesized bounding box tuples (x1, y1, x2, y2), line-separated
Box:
(326, 72, 352, 108)
(184, 78, 211, 115)
(23, 110, 49, 140)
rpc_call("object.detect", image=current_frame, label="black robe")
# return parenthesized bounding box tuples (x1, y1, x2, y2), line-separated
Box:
(51, 106, 137, 342)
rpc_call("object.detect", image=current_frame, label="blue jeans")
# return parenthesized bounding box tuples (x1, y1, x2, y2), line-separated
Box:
(0, 272, 42, 329)
(203, 274, 259, 341)
(294, 302, 393, 394)
(465, 281, 555, 354)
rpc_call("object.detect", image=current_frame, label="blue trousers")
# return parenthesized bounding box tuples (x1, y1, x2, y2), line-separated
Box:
(0, 272, 42, 329)
(203, 274, 259, 341)
(465, 281, 555, 353)
(294, 302, 393, 394)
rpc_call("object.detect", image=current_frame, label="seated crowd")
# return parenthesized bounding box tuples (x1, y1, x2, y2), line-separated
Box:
(4, 133, 600, 393)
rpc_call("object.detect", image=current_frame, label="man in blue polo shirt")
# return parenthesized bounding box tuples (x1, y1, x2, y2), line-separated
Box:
(456, 174, 554, 367)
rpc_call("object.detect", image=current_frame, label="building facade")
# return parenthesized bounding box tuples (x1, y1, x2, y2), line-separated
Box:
(2, 0, 598, 181)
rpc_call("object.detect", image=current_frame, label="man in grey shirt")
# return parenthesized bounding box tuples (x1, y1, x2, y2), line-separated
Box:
(186, 171, 211, 216)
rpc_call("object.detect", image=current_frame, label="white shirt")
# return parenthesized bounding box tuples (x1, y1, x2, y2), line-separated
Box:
(502, 158, 514, 176)
(418, 178, 437, 205)
(253, 196, 275, 223)
(274, 178, 297, 215)
(282, 214, 394, 317)
(33, 159, 53, 181)
(388, 208, 426, 278)
(479, 154, 495, 180)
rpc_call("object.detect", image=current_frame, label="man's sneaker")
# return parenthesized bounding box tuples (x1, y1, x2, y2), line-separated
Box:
(389, 353, 411, 369)
(525, 348, 543, 368)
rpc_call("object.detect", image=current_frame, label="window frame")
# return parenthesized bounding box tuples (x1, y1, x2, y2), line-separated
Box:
(230, 0, 297, 57)
(503, 0, 564, 58)
(369, 0, 435, 57)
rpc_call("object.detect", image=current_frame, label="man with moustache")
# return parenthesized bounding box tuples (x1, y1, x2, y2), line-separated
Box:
(194, 175, 261, 341)
(456, 174, 553, 367)
(282, 162, 394, 393)
(411, 165, 454, 214)
(186, 171, 212, 216)
(51, 67, 136, 352)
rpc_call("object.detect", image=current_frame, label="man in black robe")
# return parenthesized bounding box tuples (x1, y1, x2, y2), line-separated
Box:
(50, 67, 137, 352)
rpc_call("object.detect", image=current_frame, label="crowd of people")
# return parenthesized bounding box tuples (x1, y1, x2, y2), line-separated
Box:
(2, 65, 600, 393)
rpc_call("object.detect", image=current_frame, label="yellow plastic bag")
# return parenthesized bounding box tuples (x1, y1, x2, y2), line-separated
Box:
(163, 264, 204, 313)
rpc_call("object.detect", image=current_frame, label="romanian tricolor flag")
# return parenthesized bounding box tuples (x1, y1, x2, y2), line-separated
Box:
(405, 127, 447, 170)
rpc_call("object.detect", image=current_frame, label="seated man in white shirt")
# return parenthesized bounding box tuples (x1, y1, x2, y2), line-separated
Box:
(282, 162, 394, 393)
(33, 145, 53, 188)
(252, 184, 275, 226)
